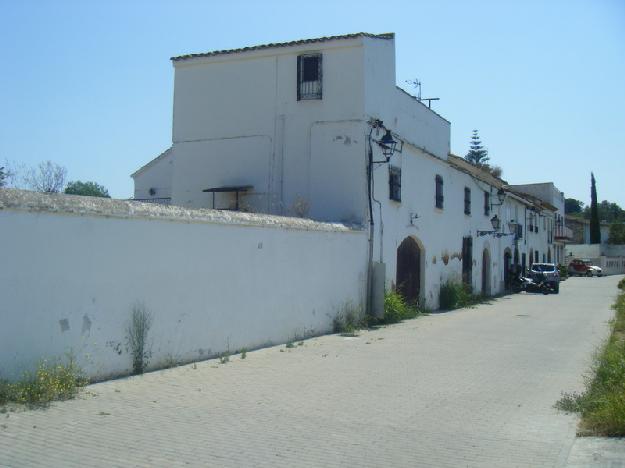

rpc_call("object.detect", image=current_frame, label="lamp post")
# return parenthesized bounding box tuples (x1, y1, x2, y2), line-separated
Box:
(477, 215, 515, 238)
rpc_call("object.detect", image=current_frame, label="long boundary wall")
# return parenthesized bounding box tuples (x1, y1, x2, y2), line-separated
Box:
(0, 190, 368, 381)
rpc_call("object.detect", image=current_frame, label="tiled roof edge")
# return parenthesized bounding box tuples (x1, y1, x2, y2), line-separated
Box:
(171, 32, 394, 62)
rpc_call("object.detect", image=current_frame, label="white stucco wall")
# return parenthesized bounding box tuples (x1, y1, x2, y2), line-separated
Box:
(370, 143, 502, 308)
(0, 190, 367, 381)
(132, 148, 174, 201)
(170, 38, 368, 219)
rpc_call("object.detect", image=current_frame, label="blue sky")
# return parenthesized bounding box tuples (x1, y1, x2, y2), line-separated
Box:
(1, 0, 624, 207)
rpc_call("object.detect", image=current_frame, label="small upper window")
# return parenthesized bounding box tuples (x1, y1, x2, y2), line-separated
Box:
(389, 166, 401, 202)
(484, 191, 490, 216)
(464, 187, 471, 215)
(297, 54, 322, 100)
(435, 175, 444, 209)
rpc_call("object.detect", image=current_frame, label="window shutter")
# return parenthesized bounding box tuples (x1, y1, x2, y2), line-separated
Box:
(296, 56, 301, 101)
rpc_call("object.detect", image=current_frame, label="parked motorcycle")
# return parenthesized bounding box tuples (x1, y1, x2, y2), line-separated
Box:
(511, 273, 551, 295)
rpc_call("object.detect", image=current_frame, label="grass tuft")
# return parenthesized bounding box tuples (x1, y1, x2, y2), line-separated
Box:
(380, 291, 421, 324)
(333, 302, 365, 336)
(0, 355, 87, 407)
(439, 281, 485, 310)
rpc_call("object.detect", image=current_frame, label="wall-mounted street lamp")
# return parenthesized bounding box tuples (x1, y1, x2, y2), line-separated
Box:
(489, 188, 506, 210)
(477, 215, 516, 238)
(370, 119, 403, 162)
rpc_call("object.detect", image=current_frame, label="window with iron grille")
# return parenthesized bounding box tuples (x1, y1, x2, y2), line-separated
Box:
(435, 175, 444, 209)
(389, 166, 401, 202)
(297, 54, 322, 100)
(484, 191, 490, 216)
(464, 187, 471, 215)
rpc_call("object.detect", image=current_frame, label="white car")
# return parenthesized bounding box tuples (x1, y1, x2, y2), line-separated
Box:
(587, 265, 603, 277)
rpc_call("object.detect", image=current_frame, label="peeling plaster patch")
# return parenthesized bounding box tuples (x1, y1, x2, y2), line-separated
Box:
(82, 315, 92, 334)
(59, 319, 69, 332)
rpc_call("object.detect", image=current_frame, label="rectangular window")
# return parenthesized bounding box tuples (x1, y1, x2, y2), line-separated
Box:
(435, 175, 444, 209)
(464, 187, 471, 215)
(484, 191, 490, 216)
(389, 166, 401, 202)
(297, 54, 322, 100)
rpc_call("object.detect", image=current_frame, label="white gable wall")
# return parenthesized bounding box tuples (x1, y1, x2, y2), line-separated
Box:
(132, 150, 174, 201)
(170, 38, 369, 221)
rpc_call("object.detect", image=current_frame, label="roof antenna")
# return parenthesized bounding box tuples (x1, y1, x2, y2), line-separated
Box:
(406, 78, 440, 109)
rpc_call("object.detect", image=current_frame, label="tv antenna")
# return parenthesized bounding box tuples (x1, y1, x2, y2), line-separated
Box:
(406, 78, 440, 109)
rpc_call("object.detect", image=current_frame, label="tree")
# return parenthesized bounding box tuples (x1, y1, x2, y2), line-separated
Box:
(487, 165, 503, 179)
(0, 166, 5, 188)
(565, 198, 584, 215)
(65, 181, 110, 198)
(590, 172, 601, 244)
(465, 130, 489, 166)
(23, 160, 67, 193)
(608, 223, 625, 244)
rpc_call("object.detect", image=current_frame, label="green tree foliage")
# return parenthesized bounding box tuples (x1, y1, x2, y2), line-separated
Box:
(0, 166, 5, 188)
(465, 130, 490, 166)
(590, 173, 601, 244)
(608, 224, 625, 244)
(565, 198, 584, 215)
(581, 201, 625, 223)
(64, 181, 110, 198)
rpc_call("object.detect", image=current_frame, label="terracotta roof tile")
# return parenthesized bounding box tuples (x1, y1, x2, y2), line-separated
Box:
(171, 32, 394, 62)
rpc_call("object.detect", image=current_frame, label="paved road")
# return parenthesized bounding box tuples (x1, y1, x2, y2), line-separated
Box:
(1, 276, 622, 467)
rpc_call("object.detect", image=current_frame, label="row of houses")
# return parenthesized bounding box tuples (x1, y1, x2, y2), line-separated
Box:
(131, 32, 571, 311)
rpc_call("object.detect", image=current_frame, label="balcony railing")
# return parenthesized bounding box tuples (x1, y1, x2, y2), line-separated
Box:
(554, 225, 573, 240)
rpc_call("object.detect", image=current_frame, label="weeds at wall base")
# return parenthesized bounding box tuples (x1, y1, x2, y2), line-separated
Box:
(333, 292, 424, 336)
(0, 356, 87, 408)
(439, 281, 486, 311)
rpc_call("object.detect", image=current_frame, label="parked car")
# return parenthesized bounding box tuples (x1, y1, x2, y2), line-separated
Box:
(529, 263, 560, 293)
(568, 258, 603, 277)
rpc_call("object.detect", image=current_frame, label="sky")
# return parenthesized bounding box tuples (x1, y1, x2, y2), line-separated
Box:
(1, 0, 624, 207)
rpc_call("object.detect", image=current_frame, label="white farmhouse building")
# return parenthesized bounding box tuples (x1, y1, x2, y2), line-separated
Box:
(132, 32, 560, 310)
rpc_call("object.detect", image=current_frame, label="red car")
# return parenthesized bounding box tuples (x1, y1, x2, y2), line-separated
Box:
(568, 258, 603, 277)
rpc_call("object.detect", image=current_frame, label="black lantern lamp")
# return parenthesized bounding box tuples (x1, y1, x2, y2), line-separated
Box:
(376, 129, 398, 159)
(477, 214, 515, 237)
(490, 214, 501, 231)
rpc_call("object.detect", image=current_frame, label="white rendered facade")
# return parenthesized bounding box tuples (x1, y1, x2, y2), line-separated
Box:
(132, 33, 558, 309)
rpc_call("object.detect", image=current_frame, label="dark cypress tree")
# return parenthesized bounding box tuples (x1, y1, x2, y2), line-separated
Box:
(465, 130, 490, 166)
(590, 172, 601, 244)
(0, 166, 5, 187)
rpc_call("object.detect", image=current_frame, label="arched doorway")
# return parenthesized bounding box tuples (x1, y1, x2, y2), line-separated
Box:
(482, 248, 491, 296)
(396, 237, 423, 305)
(503, 248, 512, 290)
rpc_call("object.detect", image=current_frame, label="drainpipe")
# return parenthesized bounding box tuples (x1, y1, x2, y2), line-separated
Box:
(366, 126, 375, 316)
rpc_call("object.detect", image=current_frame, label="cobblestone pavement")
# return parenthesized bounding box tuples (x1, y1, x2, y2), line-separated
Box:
(1, 276, 622, 467)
